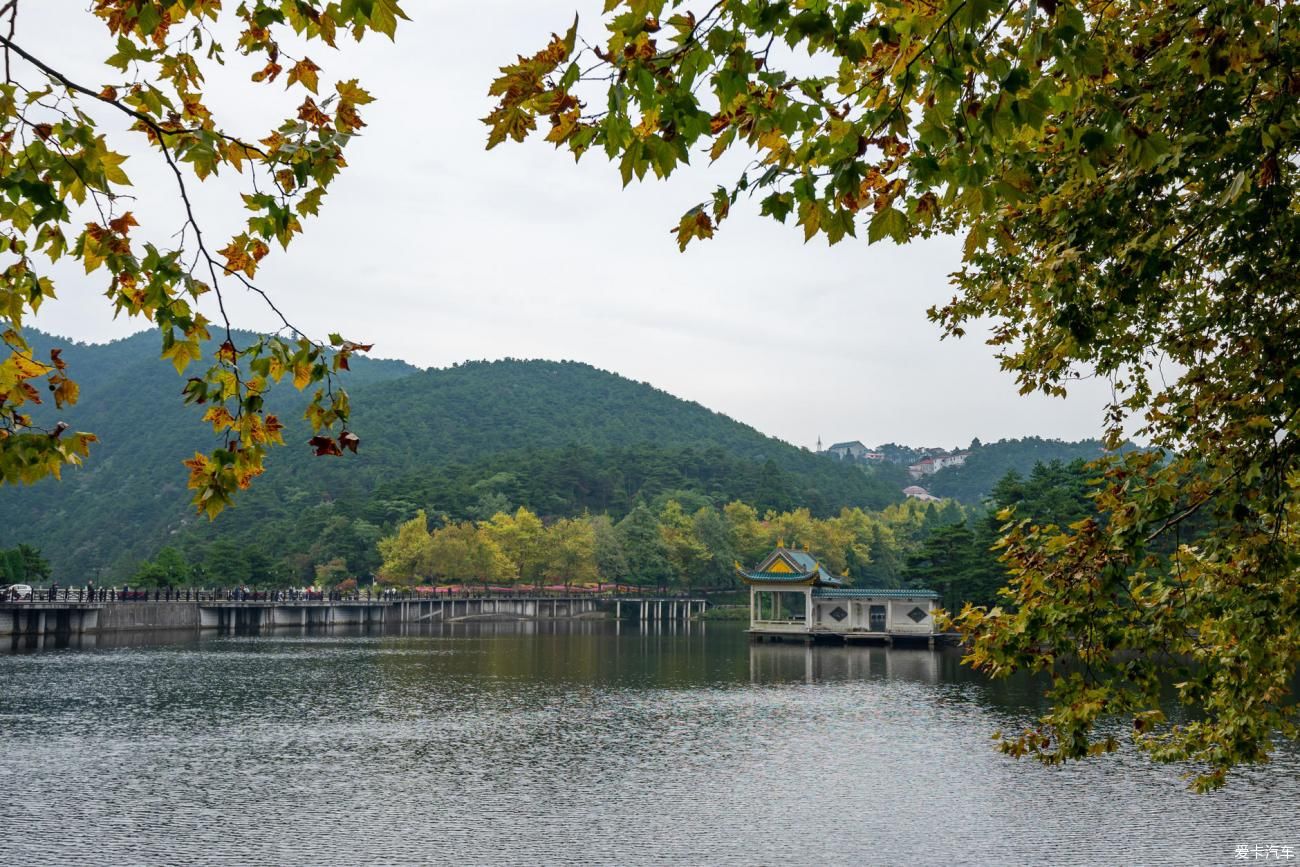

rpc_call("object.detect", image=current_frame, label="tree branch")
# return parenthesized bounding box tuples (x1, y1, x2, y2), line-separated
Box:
(0, 34, 271, 160)
(1, 0, 17, 84)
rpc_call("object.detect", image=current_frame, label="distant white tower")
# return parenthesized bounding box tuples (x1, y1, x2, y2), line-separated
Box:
(816, 435, 823, 453)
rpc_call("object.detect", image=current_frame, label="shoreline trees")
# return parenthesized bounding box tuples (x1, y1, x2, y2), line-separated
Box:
(371, 496, 974, 598)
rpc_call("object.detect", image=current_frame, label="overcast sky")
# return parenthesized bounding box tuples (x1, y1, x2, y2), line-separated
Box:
(18, 2, 1116, 451)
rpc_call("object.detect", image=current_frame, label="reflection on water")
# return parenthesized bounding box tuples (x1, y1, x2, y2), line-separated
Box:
(1, 621, 1295, 865)
(749, 641, 946, 685)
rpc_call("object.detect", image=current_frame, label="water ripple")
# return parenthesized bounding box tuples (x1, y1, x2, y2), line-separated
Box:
(1, 623, 1295, 866)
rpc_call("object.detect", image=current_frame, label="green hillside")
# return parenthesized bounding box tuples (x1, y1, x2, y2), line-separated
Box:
(922, 437, 1114, 503)
(0, 330, 902, 580)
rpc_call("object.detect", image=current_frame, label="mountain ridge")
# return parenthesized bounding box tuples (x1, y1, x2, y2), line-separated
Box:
(1, 328, 904, 579)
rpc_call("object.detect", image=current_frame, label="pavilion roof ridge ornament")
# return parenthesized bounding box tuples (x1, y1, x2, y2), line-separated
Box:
(737, 546, 847, 588)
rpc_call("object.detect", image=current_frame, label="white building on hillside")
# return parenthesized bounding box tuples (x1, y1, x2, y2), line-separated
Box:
(907, 452, 970, 479)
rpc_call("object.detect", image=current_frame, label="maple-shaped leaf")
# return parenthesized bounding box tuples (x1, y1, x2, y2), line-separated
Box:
(251, 61, 283, 83)
(264, 415, 285, 444)
(10, 353, 51, 379)
(51, 376, 79, 409)
(485, 105, 537, 150)
(335, 79, 375, 106)
(335, 101, 365, 133)
(217, 241, 252, 277)
(672, 208, 714, 251)
(17, 382, 42, 404)
(308, 434, 342, 456)
(297, 97, 331, 127)
(202, 406, 236, 432)
(292, 361, 314, 390)
(182, 452, 211, 487)
(339, 430, 360, 453)
(108, 212, 138, 234)
(287, 58, 322, 94)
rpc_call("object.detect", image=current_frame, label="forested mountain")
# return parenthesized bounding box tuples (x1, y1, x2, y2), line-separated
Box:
(1, 329, 902, 580)
(922, 437, 1116, 503)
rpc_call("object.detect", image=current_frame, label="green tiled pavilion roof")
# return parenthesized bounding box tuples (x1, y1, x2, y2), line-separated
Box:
(742, 548, 847, 587)
(738, 570, 819, 583)
(811, 588, 939, 600)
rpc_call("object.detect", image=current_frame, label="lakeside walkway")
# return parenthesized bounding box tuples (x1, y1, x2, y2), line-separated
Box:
(1, 590, 711, 637)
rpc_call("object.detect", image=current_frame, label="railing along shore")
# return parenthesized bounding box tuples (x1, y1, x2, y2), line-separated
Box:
(2, 587, 719, 604)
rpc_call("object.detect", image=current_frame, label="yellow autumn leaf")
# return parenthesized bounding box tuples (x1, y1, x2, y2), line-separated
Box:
(287, 58, 322, 94)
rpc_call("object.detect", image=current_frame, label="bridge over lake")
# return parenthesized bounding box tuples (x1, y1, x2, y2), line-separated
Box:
(0, 594, 710, 638)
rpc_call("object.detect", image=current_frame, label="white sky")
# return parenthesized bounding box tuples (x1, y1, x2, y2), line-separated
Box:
(16, 2, 1115, 451)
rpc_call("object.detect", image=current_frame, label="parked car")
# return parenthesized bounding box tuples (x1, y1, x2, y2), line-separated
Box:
(1, 584, 33, 601)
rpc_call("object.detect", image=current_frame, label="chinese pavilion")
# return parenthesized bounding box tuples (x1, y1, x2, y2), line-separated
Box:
(737, 546, 939, 644)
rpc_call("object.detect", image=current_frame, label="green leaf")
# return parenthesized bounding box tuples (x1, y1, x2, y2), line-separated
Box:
(867, 207, 909, 245)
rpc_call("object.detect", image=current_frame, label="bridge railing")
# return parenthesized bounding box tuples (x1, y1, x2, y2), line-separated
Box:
(3, 588, 425, 604)
(2, 587, 716, 604)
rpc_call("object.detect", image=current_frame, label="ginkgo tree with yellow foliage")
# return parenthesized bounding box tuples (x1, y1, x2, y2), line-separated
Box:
(488, 1, 1300, 789)
(0, 0, 406, 515)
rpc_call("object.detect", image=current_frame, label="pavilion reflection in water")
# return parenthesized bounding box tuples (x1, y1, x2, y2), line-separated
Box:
(748, 640, 945, 684)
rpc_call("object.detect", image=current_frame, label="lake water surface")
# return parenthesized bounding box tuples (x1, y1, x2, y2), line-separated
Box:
(2, 621, 1296, 865)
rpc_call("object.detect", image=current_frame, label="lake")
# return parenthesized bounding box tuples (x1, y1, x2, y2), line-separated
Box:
(1, 621, 1296, 865)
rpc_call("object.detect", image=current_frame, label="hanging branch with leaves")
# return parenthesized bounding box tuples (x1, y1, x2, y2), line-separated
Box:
(0, 0, 406, 516)
(487, 0, 1300, 790)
